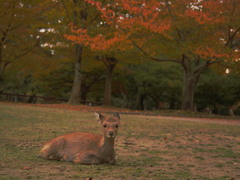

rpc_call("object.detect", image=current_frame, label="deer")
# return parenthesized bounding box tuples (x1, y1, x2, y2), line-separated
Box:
(40, 112, 120, 165)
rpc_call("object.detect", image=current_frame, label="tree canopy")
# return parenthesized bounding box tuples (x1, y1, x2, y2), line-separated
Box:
(66, 0, 240, 110)
(0, 0, 240, 115)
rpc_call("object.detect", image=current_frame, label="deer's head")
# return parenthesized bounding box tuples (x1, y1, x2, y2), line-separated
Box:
(95, 112, 120, 139)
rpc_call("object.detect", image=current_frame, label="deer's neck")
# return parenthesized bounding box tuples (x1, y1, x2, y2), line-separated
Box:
(100, 136, 115, 150)
(98, 137, 116, 162)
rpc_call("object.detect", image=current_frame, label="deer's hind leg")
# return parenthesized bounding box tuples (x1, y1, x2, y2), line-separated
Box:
(73, 151, 101, 165)
(40, 138, 66, 161)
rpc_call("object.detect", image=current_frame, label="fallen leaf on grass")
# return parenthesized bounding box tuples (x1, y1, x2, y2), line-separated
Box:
(22, 166, 32, 170)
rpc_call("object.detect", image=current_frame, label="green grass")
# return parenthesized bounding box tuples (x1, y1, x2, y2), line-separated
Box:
(0, 103, 240, 180)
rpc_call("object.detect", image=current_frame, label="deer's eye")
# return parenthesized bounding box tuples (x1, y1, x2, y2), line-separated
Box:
(116, 125, 119, 128)
(103, 124, 107, 128)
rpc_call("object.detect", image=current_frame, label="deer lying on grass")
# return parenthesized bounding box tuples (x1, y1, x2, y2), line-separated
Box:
(40, 112, 120, 165)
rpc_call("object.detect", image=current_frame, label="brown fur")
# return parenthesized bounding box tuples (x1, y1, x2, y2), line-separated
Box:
(40, 113, 120, 165)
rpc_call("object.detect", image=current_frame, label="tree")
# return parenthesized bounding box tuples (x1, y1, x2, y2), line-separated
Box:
(80, 69, 104, 103)
(125, 61, 181, 110)
(66, 1, 128, 105)
(67, 0, 240, 110)
(196, 69, 240, 115)
(95, 55, 118, 105)
(34, 0, 105, 104)
(66, 0, 85, 104)
(0, 1, 41, 87)
(40, 0, 86, 104)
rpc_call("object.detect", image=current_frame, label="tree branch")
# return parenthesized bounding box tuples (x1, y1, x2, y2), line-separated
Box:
(218, 62, 240, 70)
(60, 0, 71, 22)
(181, 54, 188, 72)
(150, 56, 182, 63)
(131, 39, 181, 63)
(165, 0, 184, 42)
(225, 27, 240, 47)
(8, 39, 40, 64)
(193, 58, 224, 77)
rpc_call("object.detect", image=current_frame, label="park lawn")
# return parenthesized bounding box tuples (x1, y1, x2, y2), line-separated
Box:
(0, 103, 239, 180)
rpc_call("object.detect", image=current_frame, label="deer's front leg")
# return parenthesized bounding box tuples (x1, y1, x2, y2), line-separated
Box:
(74, 152, 101, 165)
(107, 151, 116, 165)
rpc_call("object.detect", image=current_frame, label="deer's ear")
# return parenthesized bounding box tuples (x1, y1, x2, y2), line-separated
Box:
(113, 113, 120, 120)
(95, 112, 104, 123)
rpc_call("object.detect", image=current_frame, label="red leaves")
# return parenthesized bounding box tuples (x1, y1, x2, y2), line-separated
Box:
(65, 0, 239, 61)
(119, 0, 170, 33)
(184, 9, 223, 24)
(85, 0, 116, 25)
(65, 0, 171, 51)
(195, 46, 229, 59)
(65, 23, 130, 51)
(186, 10, 207, 24)
(68, 1, 165, 52)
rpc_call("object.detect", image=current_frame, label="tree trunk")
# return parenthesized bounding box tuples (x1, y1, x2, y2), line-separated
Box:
(181, 77, 198, 111)
(103, 66, 113, 105)
(181, 68, 201, 111)
(68, 44, 83, 104)
(68, 0, 86, 105)
(98, 56, 117, 106)
(136, 84, 146, 110)
(80, 74, 88, 104)
(0, 67, 5, 91)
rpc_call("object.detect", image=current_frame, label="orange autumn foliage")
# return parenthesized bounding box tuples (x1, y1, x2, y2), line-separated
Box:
(195, 46, 230, 60)
(65, 0, 171, 51)
(65, 0, 239, 62)
(65, 23, 131, 51)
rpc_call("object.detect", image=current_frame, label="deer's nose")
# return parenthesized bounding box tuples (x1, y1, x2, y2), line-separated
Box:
(108, 131, 114, 137)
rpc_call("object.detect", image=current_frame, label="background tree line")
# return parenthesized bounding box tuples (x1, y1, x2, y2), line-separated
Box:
(0, 0, 239, 115)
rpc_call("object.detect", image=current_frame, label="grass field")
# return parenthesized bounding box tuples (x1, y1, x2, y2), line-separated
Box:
(0, 103, 240, 180)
